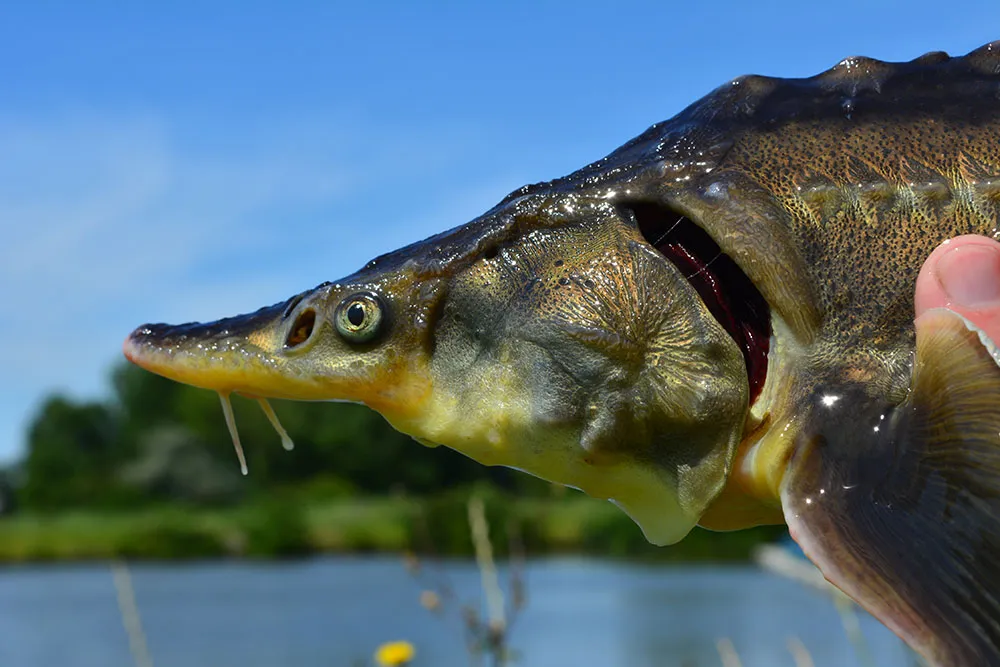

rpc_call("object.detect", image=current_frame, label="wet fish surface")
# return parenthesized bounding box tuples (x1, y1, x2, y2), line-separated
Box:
(125, 42, 1000, 666)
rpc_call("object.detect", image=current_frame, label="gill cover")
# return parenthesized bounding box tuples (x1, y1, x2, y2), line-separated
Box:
(402, 210, 749, 545)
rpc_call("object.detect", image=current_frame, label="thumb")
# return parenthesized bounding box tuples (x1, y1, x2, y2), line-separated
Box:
(914, 234, 1000, 342)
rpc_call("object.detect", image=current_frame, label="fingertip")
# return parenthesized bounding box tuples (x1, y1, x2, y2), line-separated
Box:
(915, 235, 1000, 340)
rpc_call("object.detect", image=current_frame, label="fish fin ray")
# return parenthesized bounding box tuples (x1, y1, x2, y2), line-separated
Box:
(783, 309, 1000, 666)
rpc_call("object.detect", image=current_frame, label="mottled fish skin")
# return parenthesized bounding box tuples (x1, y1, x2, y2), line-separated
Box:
(534, 40, 1000, 367)
(124, 43, 1000, 665)
(348, 39, 1000, 402)
(647, 43, 1000, 665)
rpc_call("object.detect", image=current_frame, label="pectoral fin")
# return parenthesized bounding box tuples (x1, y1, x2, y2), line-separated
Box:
(783, 309, 1000, 666)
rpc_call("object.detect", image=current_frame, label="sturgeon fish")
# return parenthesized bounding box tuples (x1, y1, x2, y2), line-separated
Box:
(124, 42, 1000, 665)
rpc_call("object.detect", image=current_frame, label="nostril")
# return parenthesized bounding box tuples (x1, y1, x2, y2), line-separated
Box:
(285, 308, 316, 348)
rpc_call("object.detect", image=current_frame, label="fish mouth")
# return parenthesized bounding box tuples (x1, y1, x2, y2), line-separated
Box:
(624, 202, 771, 404)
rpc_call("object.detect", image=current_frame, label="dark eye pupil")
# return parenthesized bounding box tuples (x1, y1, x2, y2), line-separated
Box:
(347, 303, 366, 327)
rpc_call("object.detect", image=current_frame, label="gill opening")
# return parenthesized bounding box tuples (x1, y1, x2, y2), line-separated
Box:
(622, 201, 772, 404)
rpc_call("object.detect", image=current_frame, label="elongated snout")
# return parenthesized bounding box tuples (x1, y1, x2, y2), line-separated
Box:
(123, 290, 340, 400)
(123, 280, 435, 428)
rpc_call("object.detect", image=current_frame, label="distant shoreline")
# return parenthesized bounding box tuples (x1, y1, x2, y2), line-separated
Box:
(0, 494, 785, 564)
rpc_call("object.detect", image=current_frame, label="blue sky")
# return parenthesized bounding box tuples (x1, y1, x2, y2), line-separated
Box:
(0, 1, 996, 461)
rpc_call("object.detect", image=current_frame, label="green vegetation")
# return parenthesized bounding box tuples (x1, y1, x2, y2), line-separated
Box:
(0, 492, 784, 562)
(0, 363, 786, 561)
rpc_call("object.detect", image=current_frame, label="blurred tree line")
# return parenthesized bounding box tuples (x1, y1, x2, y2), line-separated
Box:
(13, 363, 534, 513)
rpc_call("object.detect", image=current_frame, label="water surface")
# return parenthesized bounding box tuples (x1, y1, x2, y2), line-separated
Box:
(0, 557, 916, 666)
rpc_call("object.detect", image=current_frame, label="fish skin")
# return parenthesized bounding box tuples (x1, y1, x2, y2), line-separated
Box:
(124, 42, 1000, 664)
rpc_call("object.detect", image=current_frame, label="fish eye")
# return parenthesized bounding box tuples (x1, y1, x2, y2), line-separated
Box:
(334, 293, 385, 343)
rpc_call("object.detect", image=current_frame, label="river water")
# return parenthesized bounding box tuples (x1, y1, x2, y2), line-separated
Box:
(0, 556, 917, 667)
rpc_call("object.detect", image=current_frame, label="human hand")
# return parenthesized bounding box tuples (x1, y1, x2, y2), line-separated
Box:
(915, 234, 1000, 342)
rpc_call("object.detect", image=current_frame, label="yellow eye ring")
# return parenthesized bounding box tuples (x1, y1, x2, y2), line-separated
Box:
(334, 293, 385, 343)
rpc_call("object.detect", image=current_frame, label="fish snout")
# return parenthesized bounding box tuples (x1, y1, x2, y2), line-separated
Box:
(121, 299, 304, 395)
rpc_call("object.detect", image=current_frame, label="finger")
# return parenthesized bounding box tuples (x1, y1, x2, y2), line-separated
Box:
(914, 235, 1000, 342)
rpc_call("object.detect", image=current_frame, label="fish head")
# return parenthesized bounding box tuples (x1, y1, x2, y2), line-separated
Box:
(125, 148, 764, 546)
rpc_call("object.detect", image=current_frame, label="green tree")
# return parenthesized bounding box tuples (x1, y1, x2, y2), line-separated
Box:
(120, 425, 243, 504)
(21, 396, 127, 509)
(0, 467, 16, 515)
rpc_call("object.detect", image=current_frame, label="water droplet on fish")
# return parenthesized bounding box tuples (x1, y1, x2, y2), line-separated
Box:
(218, 392, 248, 475)
(842, 98, 855, 119)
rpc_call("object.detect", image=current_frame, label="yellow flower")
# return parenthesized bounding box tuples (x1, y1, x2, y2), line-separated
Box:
(374, 640, 416, 666)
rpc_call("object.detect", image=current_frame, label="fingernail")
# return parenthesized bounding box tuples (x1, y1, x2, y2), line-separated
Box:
(937, 243, 1000, 307)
